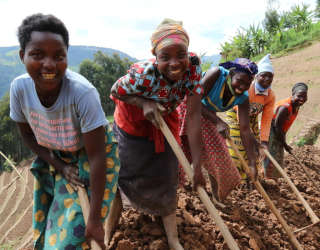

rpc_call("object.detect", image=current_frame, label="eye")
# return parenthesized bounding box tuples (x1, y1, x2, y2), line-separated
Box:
(55, 54, 66, 61)
(30, 52, 43, 59)
(158, 55, 169, 61)
(178, 52, 187, 59)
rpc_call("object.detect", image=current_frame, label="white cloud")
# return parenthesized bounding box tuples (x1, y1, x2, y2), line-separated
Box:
(0, 0, 316, 59)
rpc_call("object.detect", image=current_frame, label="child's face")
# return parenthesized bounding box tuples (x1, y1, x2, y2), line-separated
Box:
(20, 31, 67, 94)
(156, 43, 188, 82)
(256, 72, 273, 89)
(292, 91, 308, 106)
(231, 72, 252, 95)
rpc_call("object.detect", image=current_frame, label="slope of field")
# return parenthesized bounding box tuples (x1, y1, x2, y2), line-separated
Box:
(271, 42, 320, 142)
(0, 42, 320, 249)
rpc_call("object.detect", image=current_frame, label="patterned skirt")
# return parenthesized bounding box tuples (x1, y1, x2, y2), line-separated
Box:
(225, 109, 260, 181)
(263, 125, 284, 178)
(31, 125, 120, 250)
(177, 100, 241, 201)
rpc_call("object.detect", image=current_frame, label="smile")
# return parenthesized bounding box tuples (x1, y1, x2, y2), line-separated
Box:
(42, 73, 56, 80)
(170, 69, 181, 74)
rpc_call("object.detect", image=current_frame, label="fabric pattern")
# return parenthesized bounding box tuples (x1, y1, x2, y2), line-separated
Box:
(177, 100, 241, 200)
(201, 66, 248, 112)
(150, 18, 189, 55)
(112, 53, 202, 114)
(32, 126, 119, 250)
(219, 58, 258, 76)
(233, 83, 275, 142)
(226, 108, 260, 181)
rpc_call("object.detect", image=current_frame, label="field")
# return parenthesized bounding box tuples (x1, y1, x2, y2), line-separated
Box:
(0, 41, 320, 249)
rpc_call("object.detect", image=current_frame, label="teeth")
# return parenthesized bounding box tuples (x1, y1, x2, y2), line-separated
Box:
(42, 73, 56, 80)
(171, 70, 181, 74)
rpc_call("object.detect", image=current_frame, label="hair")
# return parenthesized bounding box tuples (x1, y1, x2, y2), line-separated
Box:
(292, 82, 308, 95)
(17, 13, 69, 51)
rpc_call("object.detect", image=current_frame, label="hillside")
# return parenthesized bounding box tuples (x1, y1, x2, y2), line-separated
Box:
(0, 42, 320, 249)
(271, 41, 320, 143)
(0, 45, 137, 98)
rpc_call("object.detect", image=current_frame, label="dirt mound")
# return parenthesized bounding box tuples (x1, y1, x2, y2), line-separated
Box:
(1, 147, 319, 249)
(108, 145, 320, 249)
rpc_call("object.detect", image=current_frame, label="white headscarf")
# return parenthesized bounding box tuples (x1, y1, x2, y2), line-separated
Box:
(257, 54, 274, 75)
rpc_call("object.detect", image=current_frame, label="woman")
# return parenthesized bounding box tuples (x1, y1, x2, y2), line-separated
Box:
(264, 82, 308, 178)
(109, 19, 203, 250)
(10, 14, 119, 249)
(226, 54, 276, 181)
(178, 58, 258, 201)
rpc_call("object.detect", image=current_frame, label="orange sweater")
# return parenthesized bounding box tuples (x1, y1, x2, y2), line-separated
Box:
(234, 83, 275, 142)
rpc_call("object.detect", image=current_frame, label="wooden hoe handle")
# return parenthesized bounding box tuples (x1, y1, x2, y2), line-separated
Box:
(227, 138, 303, 250)
(155, 111, 240, 250)
(78, 187, 102, 250)
(263, 148, 320, 224)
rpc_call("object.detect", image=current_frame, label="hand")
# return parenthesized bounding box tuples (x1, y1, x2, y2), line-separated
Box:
(259, 141, 268, 158)
(284, 143, 293, 154)
(216, 120, 230, 138)
(61, 165, 84, 191)
(142, 101, 166, 128)
(249, 164, 257, 181)
(193, 166, 206, 190)
(85, 218, 106, 250)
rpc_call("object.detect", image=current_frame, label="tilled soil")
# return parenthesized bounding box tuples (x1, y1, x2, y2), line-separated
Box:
(108, 145, 320, 250)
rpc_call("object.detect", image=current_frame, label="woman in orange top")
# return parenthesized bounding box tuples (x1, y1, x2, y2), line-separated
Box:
(226, 54, 275, 181)
(264, 82, 308, 178)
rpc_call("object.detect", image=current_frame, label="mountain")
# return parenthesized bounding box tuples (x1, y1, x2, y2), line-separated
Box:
(0, 45, 137, 98)
(202, 54, 221, 66)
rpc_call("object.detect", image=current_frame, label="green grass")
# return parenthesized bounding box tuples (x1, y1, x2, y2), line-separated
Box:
(107, 115, 114, 123)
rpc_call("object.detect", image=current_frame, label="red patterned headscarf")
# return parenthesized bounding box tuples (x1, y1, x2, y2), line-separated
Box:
(150, 18, 189, 55)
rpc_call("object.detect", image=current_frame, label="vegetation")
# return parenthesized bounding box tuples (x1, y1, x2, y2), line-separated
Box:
(0, 93, 31, 167)
(220, 2, 320, 61)
(79, 52, 132, 116)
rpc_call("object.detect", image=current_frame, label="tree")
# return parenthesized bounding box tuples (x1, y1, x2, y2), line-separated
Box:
(79, 52, 132, 116)
(0, 93, 31, 166)
(264, 9, 281, 35)
(316, 0, 320, 19)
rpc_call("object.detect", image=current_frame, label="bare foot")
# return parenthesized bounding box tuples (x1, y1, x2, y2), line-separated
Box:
(168, 238, 184, 250)
(162, 213, 184, 250)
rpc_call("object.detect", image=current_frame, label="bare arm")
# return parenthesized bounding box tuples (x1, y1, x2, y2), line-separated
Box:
(186, 94, 205, 188)
(201, 67, 220, 97)
(82, 126, 107, 248)
(238, 100, 258, 166)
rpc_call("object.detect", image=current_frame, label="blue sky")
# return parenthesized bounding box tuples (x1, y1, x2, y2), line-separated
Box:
(0, 0, 316, 59)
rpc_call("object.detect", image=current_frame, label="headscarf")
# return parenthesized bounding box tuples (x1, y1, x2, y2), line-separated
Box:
(292, 82, 308, 94)
(257, 54, 274, 75)
(150, 18, 189, 55)
(219, 58, 258, 76)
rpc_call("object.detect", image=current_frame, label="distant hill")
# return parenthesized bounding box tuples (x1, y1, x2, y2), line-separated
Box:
(0, 45, 137, 98)
(202, 54, 221, 66)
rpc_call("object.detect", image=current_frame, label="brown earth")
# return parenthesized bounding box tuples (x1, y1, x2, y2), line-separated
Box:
(1, 42, 320, 249)
(108, 146, 320, 250)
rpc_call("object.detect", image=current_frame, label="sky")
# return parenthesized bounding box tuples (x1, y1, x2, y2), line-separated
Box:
(0, 0, 316, 60)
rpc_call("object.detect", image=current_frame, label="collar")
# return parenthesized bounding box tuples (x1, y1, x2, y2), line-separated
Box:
(254, 82, 269, 96)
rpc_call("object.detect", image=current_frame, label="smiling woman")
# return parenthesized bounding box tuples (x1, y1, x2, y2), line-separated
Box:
(108, 18, 203, 250)
(10, 13, 120, 250)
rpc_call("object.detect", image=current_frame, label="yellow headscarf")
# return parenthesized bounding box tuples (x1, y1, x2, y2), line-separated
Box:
(150, 18, 189, 55)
